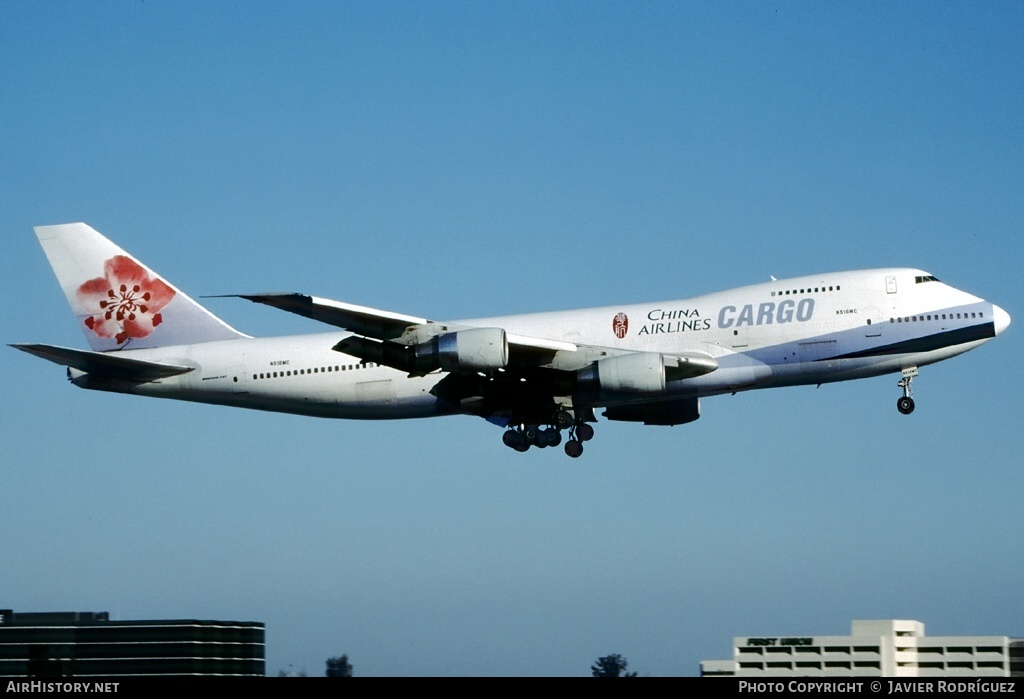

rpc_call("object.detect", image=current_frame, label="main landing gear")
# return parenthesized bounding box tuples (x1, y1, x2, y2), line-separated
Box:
(896, 366, 918, 415)
(502, 409, 595, 458)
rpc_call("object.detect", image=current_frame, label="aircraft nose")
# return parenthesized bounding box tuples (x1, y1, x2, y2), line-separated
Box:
(993, 304, 1011, 335)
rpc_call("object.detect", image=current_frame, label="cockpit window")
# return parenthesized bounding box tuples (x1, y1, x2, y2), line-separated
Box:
(915, 275, 940, 283)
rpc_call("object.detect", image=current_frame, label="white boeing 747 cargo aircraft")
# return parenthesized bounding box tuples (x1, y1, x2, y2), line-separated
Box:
(13, 223, 1011, 457)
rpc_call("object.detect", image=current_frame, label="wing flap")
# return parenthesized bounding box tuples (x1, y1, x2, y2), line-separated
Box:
(11, 343, 195, 381)
(331, 336, 426, 375)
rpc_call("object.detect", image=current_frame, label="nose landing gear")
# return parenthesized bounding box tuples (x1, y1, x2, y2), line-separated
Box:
(897, 366, 918, 415)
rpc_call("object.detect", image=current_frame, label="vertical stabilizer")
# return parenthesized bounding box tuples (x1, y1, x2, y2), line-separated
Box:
(34, 223, 248, 351)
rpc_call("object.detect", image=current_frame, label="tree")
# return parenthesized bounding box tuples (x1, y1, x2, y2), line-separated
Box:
(326, 654, 353, 677)
(591, 654, 637, 677)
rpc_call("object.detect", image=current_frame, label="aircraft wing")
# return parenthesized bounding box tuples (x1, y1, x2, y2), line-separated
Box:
(10, 343, 195, 381)
(234, 293, 431, 340)
(237, 292, 717, 380)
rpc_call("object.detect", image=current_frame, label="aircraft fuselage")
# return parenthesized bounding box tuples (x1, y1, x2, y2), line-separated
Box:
(76, 268, 1005, 420)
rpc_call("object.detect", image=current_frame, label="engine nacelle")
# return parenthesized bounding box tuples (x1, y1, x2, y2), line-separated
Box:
(576, 352, 666, 394)
(416, 327, 509, 372)
(604, 397, 700, 426)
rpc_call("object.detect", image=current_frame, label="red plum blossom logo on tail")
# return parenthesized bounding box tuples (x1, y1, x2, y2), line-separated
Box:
(612, 312, 629, 339)
(76, 256, 175, 345)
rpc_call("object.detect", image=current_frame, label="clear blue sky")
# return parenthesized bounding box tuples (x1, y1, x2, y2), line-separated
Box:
(2, 1, 1021, 676)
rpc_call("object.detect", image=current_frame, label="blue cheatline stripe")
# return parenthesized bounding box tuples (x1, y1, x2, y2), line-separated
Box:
(823, 322, 996, 361)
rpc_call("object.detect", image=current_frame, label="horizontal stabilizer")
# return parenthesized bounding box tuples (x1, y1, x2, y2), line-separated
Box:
(232, 293, 430, 341)
(10, 343, 194, 381)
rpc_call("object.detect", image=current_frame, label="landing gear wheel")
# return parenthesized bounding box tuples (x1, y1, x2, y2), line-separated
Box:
(564, 440, 583, 458)
(503, 429, 531, 451)
(533, 427, 550, 448)
(896, 367, 918, 416)
(555, 410, 574, 429)
(575, 423, 594, 442)
(534, 428, 553, 448)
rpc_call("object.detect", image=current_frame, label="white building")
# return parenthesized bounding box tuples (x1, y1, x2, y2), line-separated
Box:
(701, 619, 1023, 677)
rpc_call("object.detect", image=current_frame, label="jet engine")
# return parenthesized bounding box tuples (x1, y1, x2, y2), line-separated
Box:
(576, 352, 667, 394)
(416, 327, 509, 372)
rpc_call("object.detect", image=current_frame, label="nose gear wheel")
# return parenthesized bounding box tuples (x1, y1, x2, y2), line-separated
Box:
(897, 367, 918, 415)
